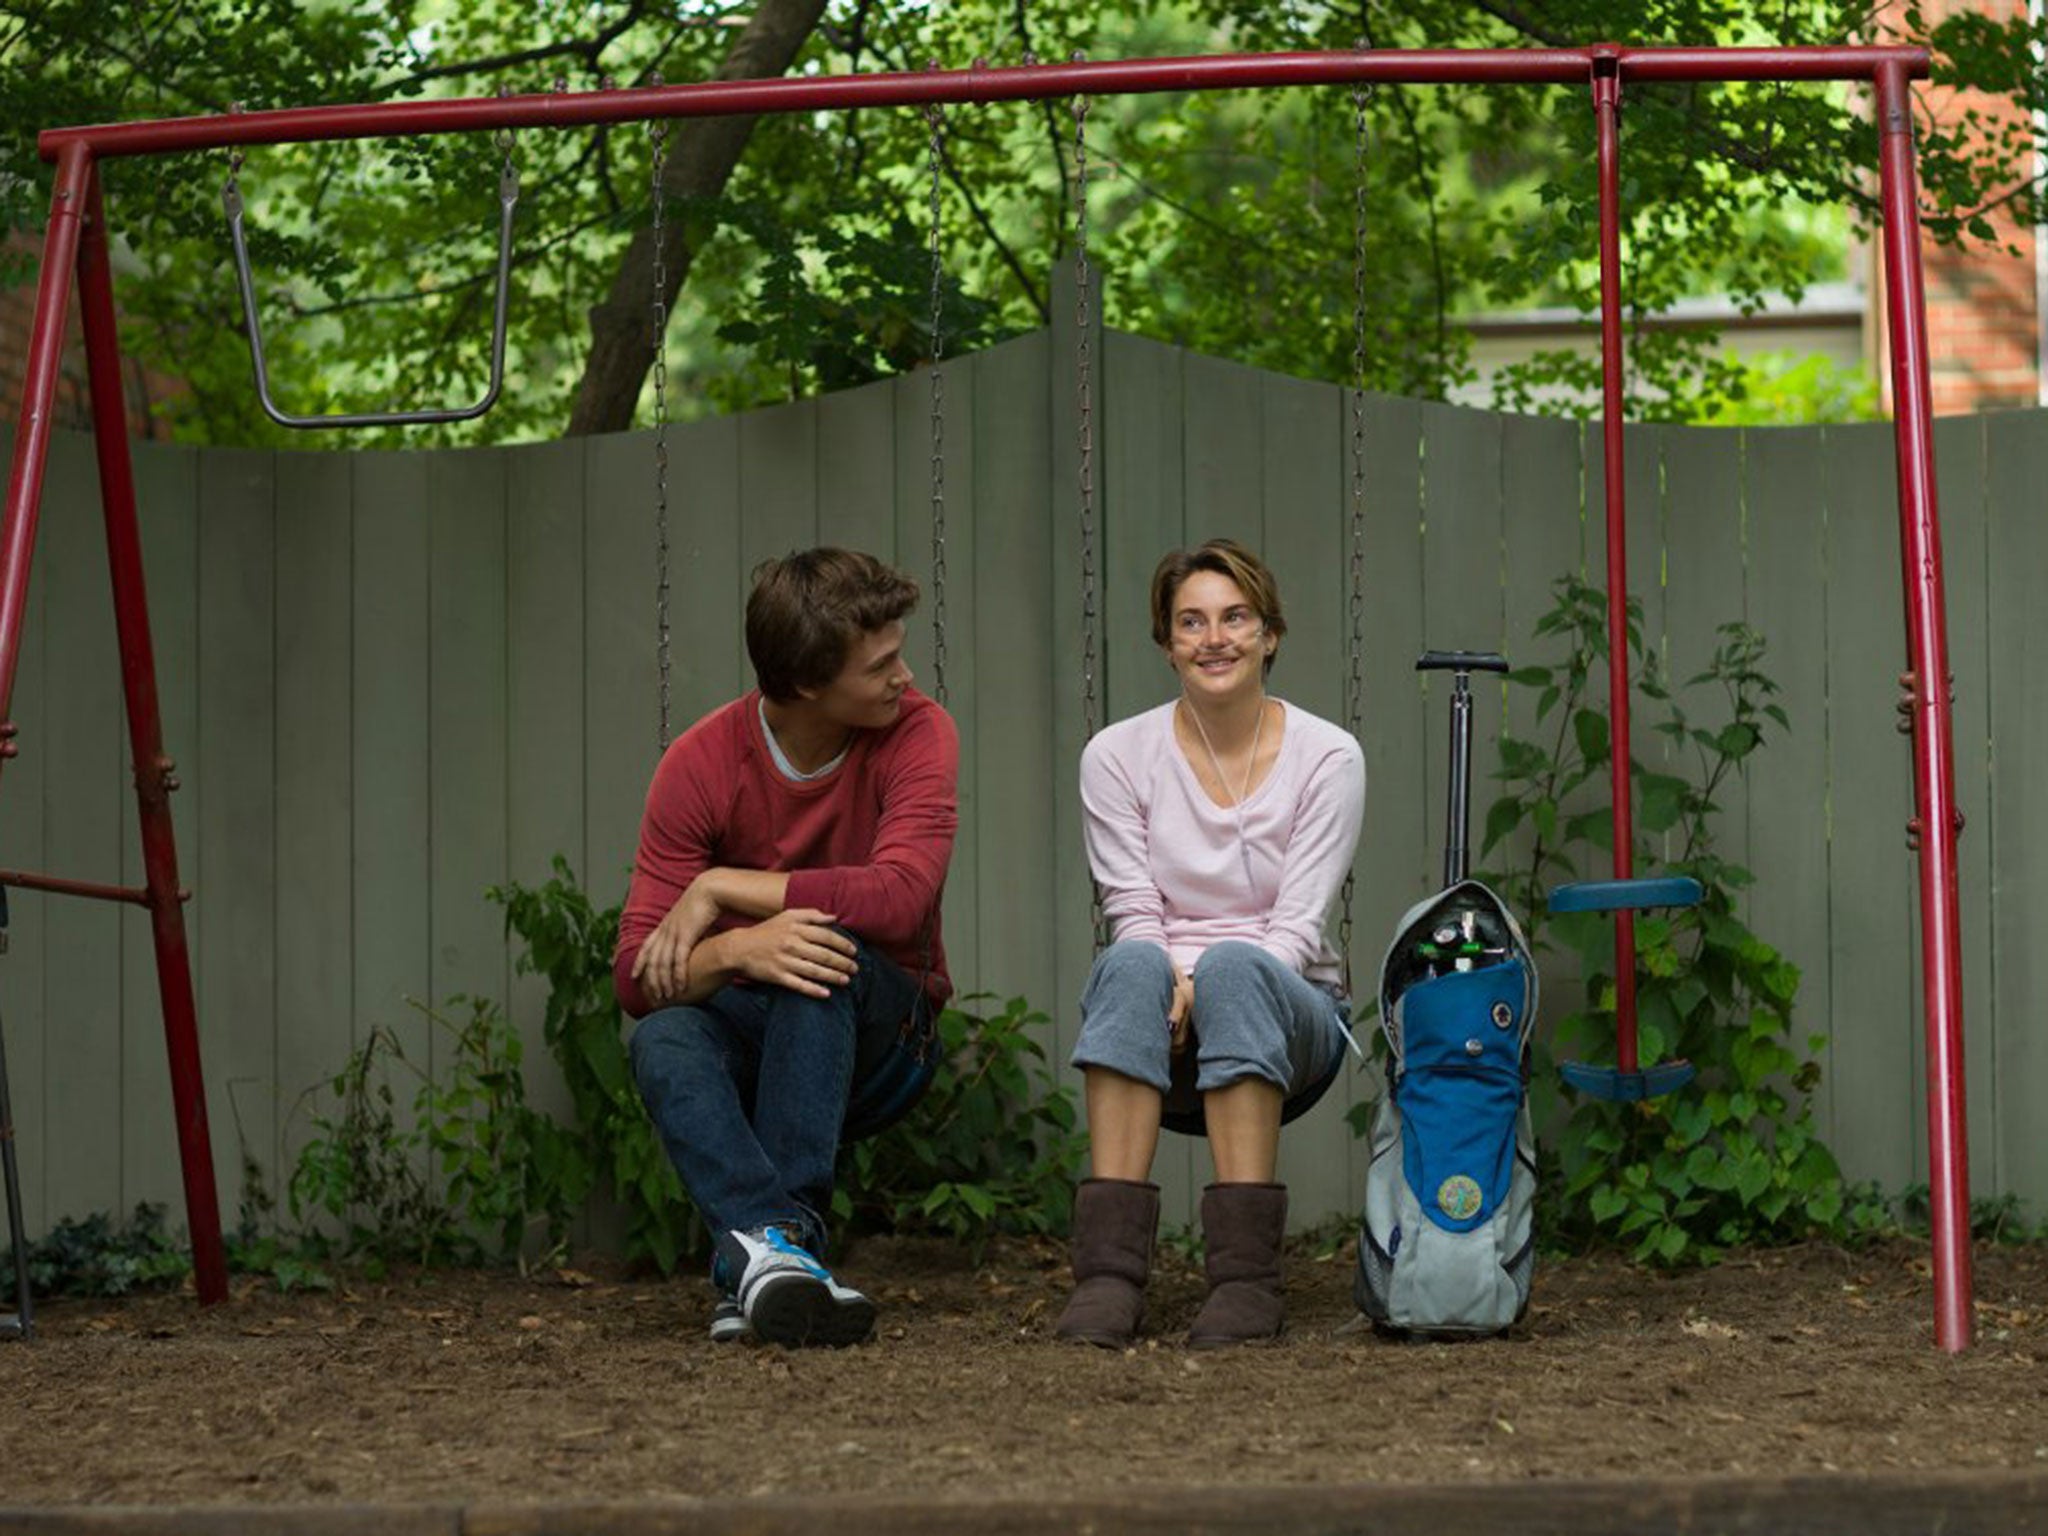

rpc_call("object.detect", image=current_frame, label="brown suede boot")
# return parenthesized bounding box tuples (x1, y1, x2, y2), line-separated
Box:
(1054, 1178, 1160, 1347)
(1187, 1181, 1288, 1348)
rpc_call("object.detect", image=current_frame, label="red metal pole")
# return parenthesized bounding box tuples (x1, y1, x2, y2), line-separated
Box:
(1875, 61, 1972, 1354)
(1592, 57, 1640, 1075)
(75, 166, 227, 1307)
(0, 145, 92, 750)
(36, 47, 1930, 165)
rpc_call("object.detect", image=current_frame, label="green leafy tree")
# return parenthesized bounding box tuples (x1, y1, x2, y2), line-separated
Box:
(4, 0, 2045, 440)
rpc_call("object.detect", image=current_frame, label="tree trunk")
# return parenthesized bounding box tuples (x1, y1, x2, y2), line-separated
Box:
(566, 0, 829, 436)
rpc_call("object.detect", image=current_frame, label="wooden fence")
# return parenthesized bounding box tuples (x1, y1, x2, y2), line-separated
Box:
(0, 317, 2039, 1242)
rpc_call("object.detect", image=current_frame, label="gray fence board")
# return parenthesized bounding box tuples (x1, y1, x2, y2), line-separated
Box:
(896, 359, 977, 1001)
(1821, 422, 1917, 1195)
(1931, 414, 1993, 1190)
(350, 452, 431, 1128)
(1355, 396, 1430, 947)
(1258, 370, 1354, 1211)
(1048, 270, 1102, 1082)
(196, 447, 278, 1198)
(121, 441, 199, 1218)
(504, 438, 588, 1127)
(968, 334, 1057, 1015)
(1183, 353, 1267, 548)
(1983, 410, 2048, 1210)
(41, 431, 122, 1220)
(428, 450, 511, 1073)
(1742, 427, 1837, 1140)
(1419, 401, 1506, 870)
(583, 432, 661, 912)
(1102, 331, 1194, 1221)
(272, 450, 354, 1184)
(1661, 427, 1748, 876)
(2, 330, 2035, 1242)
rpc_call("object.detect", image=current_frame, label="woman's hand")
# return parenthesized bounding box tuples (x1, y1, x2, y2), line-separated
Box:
(632, 882, 721, 1006)
(1168, 961, 1194, 1054)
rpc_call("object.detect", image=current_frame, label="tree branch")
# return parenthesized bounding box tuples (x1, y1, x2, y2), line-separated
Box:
(567, 0, 830, 435)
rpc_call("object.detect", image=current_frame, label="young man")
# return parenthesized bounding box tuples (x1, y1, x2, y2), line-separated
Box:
(617, 548, 958, 1348)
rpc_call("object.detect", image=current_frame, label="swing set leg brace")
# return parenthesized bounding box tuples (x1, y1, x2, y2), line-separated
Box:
(0, 142, 226, 1307)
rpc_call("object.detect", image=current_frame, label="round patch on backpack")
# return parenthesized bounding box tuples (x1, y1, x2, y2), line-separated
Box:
(1437, 1174, 1483, 1221)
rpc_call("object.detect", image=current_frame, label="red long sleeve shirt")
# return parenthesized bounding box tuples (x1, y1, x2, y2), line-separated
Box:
(612, 688, 959, 1018)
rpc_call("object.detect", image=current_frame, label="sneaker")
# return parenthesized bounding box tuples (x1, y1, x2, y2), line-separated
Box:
(708, 1296, 748, 1344)
(724, 1225, 876, 1348)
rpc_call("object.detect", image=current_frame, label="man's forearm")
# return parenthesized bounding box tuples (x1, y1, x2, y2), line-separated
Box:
(695, 868, 790, 919)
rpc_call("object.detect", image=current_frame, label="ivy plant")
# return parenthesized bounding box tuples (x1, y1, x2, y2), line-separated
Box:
(1483, 575, 1885, 1264)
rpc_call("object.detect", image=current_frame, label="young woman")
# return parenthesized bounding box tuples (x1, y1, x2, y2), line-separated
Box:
(1057, 538, 1364, 1348)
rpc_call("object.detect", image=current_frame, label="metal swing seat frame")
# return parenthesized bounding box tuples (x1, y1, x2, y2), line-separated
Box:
(2, 43, 1974, 1352)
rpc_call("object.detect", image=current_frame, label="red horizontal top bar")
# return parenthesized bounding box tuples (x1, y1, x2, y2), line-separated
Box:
(40, 45, 1929, 162)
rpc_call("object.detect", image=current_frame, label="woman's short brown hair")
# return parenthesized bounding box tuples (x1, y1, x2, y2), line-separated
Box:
(746, 547, 920, 702)
(1149, 538, 1288, 675)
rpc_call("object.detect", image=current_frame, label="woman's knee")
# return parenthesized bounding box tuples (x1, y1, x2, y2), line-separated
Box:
(1191, 939, 1276, 991)
(1089, 940, 1174, 991)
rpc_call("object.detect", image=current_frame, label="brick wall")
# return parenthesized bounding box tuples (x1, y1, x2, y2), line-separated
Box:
(0, 231, 181, 441)
(1881, 0, 2042, 414)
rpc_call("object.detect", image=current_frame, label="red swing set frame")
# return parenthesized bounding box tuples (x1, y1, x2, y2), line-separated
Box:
(3, 44, 1972, 1349)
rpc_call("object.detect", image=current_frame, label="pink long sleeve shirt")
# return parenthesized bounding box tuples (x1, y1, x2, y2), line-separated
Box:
(613, 688, 959, 1018)
(1081, 700, 1365, 989)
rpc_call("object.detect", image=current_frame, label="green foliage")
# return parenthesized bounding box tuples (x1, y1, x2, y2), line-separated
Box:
(0, 1204, 189, 1297)
(1897, 1184, 2042, 1245)
(493, 860, 696, 1274)
(1692, 349, 1883, 426)
(494, 859, 1089, 1273)
(286, 996, 585, 1273)
(4, 1, 2043, 439)
(1483, 574, 1881, 1264)
(836, 995, 1087, 1256)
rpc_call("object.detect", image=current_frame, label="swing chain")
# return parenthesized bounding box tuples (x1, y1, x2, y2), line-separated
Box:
(1073, 82, 1110, 949)
(1339, 73, 1373, 994)
(650, 101, 673, 751)
(924, 85, 950, 709)
(1073, 87, 1098, 746)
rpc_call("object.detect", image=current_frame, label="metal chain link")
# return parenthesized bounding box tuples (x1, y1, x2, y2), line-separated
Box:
(650, 103, 673, 751)
(924, 89, 950, 709)
(1073, 86, 1098, 746)
(1072, 82, 1110, 949)
(1339, 74, 1373, 997)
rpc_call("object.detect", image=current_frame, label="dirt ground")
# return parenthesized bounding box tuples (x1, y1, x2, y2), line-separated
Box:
(2, 1234, 2045, 1508)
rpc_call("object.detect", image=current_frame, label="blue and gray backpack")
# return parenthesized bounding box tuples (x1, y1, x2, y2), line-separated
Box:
(1355, 878, 1537, 1336)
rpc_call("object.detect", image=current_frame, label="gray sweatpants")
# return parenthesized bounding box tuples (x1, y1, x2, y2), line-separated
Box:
(1070, 940, 1346, 1110)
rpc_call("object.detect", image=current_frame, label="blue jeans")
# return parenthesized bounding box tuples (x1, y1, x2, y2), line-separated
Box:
(628, 933, 934, 1257)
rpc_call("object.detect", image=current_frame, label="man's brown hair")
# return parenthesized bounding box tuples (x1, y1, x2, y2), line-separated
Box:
(1148, 537, 1288, 676)
(746, 547, 921, 702)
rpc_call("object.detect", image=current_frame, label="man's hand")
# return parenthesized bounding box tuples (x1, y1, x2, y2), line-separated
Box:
(728, 908, 858, 999)
(632, 883, 721, 1007)
(1168, 961, 1194, 1054)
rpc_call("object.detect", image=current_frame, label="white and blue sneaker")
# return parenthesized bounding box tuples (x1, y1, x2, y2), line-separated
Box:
(708, 1295, 748, 1344)
(723, 1225, 876, 1348)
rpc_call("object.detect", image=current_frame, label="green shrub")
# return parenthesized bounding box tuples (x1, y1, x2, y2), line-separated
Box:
(1482, 574, 1884, 1264)
(493, 863, 694, 1272)
(493, 860, 1086, 1272)
(837, 994, 1086, 1255)
(0, 1204, 188, 1298)
(286, 995, 585, 1273)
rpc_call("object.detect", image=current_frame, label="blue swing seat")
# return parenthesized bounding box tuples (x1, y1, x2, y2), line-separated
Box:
(1547, 875, 1704, 1102)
